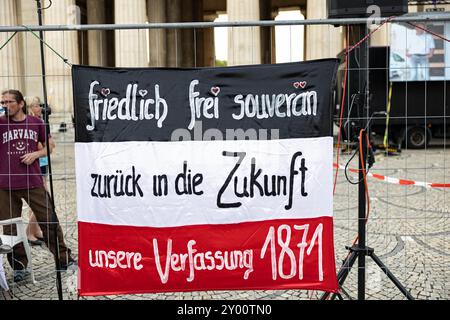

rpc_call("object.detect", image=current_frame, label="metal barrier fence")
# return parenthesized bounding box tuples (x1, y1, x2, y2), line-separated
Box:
(0, 15, 449, 300)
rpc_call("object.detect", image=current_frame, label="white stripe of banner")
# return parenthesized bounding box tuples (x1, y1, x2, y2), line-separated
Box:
(75, 137, 333, 228)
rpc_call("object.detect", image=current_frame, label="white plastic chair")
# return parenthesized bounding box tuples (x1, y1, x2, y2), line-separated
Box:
(0, 217, 36, 283)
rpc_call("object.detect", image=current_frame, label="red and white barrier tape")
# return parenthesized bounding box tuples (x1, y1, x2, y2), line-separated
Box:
(333, 163, 450, 188)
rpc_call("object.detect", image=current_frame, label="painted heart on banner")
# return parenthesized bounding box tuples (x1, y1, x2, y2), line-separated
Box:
(293, 81, 307, 89)
(101, 88, 110, 97)
(210, 86, 220, 96)
(139, 89, 148, 97)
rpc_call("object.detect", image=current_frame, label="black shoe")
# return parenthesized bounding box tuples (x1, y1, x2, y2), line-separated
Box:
(61, 260, 77, 272)
(28, 239, 44, 246)
(13, 270, 29, 283)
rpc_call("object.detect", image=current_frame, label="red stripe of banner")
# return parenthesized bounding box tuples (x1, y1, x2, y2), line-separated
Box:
(78, 217, 338, 296)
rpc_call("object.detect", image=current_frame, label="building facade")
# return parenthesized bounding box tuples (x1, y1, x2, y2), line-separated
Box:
(0, 0, 446, 118)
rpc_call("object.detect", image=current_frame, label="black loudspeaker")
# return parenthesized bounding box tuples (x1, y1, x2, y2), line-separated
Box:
(327, 0, 408, 19)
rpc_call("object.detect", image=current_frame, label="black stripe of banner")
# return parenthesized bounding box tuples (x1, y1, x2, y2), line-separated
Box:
(73, 59, 338, 142)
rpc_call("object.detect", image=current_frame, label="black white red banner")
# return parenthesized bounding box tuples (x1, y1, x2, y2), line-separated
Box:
(73, 60, 339, 296)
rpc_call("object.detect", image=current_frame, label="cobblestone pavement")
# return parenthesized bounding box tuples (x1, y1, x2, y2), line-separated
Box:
(1, 127, 449, 300)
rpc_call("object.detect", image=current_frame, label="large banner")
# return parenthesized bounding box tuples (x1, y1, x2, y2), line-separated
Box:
(73, 60, 339, 296)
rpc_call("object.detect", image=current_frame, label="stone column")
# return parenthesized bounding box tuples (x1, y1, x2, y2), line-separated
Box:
(147, 0, 167, 67)
(87, 0, 107, 66)
(166, 0, 182, 67)
(192, 0, 205, 67)
(259, 0, 272, 64)
(203, 13, 218, 67)
(114, 0, 148, 67)
(305, 0, 343, 60)
(0, 0, 23, 91)
(42, 0, 79, 119)
(181, 0, 195, 67)
(227, 0, 261, 66)
(18, 0, 42, 98)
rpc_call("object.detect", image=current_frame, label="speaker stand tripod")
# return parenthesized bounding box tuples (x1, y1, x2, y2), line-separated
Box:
(322, 23, 414, 299)
(322, 129, 414, 300)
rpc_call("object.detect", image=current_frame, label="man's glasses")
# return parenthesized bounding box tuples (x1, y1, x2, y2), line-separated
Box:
(0, 100, 16, 105)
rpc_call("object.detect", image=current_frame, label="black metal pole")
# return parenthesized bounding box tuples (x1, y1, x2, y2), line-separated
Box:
(370, 252, 415, 300)
(357, 129, 367, 300)
(36, 0, 63, 300)
(355, 23, 369, 301)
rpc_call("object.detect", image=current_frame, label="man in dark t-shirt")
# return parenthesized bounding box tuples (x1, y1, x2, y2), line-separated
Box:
(0, 108, 46, 189)
(0, 89, 75, 282)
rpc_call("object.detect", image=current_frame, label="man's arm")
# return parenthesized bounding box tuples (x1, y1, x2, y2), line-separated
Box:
(20, 143, 47, 165)
(48, 136, 55, 154)
(20, 135, 56, 165)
